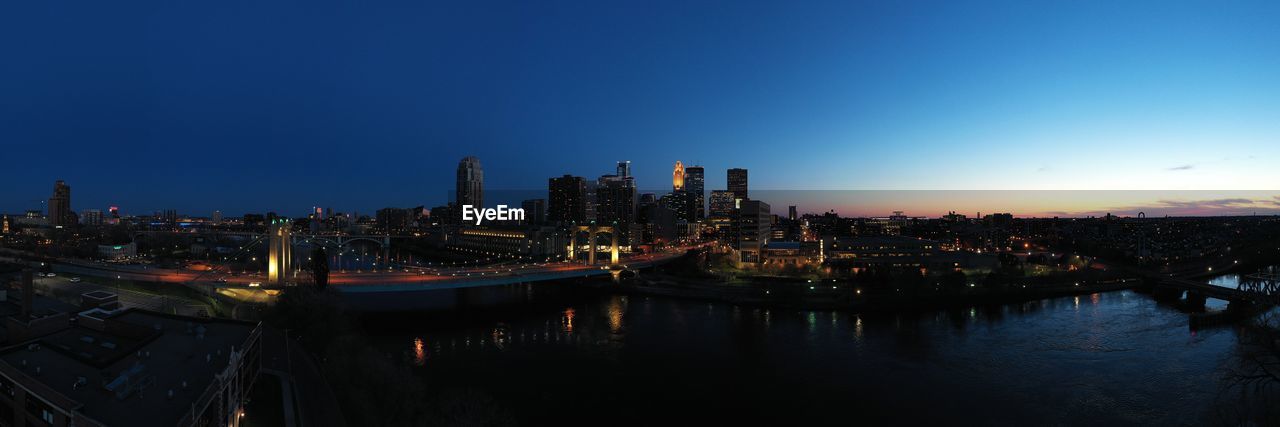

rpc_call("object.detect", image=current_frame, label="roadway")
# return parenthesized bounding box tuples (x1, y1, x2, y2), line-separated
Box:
(16, 245, 700, 297)
(29, 274, 211, 316)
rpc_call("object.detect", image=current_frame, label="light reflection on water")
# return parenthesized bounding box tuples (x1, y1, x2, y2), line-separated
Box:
(386, 287, 1251, 425)
(1206, 265, 1280, 310)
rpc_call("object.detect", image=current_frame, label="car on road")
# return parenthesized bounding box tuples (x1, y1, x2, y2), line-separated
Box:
(45, 273, 56, 277)
(69, 277, 81, 282)
(248, 282, 261, 287)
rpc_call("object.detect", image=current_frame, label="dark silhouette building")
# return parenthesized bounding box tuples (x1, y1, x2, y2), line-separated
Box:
(47, 180, 72, 228)
(685, 166, 705, 220)
(548, 175, 587, 223)
(456, 156, 484, 210)
(727, 168, 748, 200)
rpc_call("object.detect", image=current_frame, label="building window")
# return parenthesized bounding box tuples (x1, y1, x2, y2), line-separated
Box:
(24, 397, 54, 426)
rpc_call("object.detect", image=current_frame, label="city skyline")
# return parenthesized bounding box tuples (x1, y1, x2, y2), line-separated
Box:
(8, 166, 1280, 219)
(4, 0, 1279, 216)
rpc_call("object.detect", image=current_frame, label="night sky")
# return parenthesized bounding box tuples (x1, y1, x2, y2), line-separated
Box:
(3, 1, 1279, 217)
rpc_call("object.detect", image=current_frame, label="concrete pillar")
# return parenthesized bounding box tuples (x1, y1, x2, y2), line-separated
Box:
(1184, 291, 1206, 311)
(588, 228, 597, 265)
(610, 231, 619, 264)
(567, 232, 576, 261)
(382, 236, 391, 267)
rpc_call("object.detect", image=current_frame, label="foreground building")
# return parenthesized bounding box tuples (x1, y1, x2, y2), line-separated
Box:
(0, 272, 261, 427)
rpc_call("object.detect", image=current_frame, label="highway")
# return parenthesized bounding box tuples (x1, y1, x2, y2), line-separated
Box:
(15, 245, 700, 296)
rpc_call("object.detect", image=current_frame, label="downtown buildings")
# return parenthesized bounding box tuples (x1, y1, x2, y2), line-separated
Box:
(47, 180, 73, 228)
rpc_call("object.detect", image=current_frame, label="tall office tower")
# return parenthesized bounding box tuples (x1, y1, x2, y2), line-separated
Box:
(521, 199, 547, 225)
(596, 174, 637, 235)
(456, 156, 484, 210)
(1, 215, 9, 234)
(584, 180, 598, 222)
(684, 166, 705, 220)
(735, 200, 771, 262)
(212, 210, 223, 224)
(267, 217, 292, 286)
(81, 209, 103, 226)
(47, 180, 72, 227)
(727, 168, 748, 200)
(672, 161, 685, 191)
(617, 161, 632, 178)
(788, 206, 797, 221)
(548, 175, 587, 223)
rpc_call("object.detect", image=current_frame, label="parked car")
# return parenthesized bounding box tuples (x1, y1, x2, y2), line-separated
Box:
(69, 277, 81, 282)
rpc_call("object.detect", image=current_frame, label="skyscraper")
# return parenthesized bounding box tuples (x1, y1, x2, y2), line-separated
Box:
(672, 161, 685, 191)
(47, 180, 72, 228)
(596, 174, 637, 242)
(212, 210, 223, 224)
(684, 166, 704, 220)
(617, 161, 631, 178)
(548, 175, 587, 223)
(727, 168, 748, 200)
(456, 156, 484, 210)
(788, 205, 797, 221)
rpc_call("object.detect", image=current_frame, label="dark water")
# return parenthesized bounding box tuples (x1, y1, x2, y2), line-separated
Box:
(366, 285, 1259, 425)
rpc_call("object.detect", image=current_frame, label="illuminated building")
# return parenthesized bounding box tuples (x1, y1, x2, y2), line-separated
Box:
(763, 241, 824, 266)
(727, 168, 748, 200)
(451, 227, 567, 257)
(707, 190, 737, 240)
(97, 242, 137, 259)
(596, 174, 637, 243)
(672, 161, 684, 191)
(684, 166, 705, 220)
(1, 215, 9, 234)
(267, 218, 292, 286)
(212, 210, 223, 224)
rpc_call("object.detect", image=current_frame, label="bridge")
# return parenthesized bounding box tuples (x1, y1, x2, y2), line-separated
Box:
(1150, 274, 1279, 309)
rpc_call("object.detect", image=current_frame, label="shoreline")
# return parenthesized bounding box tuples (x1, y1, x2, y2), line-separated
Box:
(602, 275, 1140, 312)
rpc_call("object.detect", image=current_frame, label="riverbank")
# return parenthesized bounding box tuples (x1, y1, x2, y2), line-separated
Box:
(605, 272, 1139, 312)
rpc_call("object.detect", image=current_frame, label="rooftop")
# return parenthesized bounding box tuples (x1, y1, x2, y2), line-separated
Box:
(0, 309, 257, 427)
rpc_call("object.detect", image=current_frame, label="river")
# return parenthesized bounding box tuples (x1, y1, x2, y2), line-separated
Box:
(364, 277, 1275, 425)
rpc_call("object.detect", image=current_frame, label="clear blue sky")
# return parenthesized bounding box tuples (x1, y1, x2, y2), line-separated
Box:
(2, 0, 1278, 216)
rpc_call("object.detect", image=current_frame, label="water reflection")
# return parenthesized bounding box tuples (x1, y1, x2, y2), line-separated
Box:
(561, 308, 575, 333)
(607, 296, 625, 334)
(382, 289, 1246, 425)
(412, 337, 426, 366)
